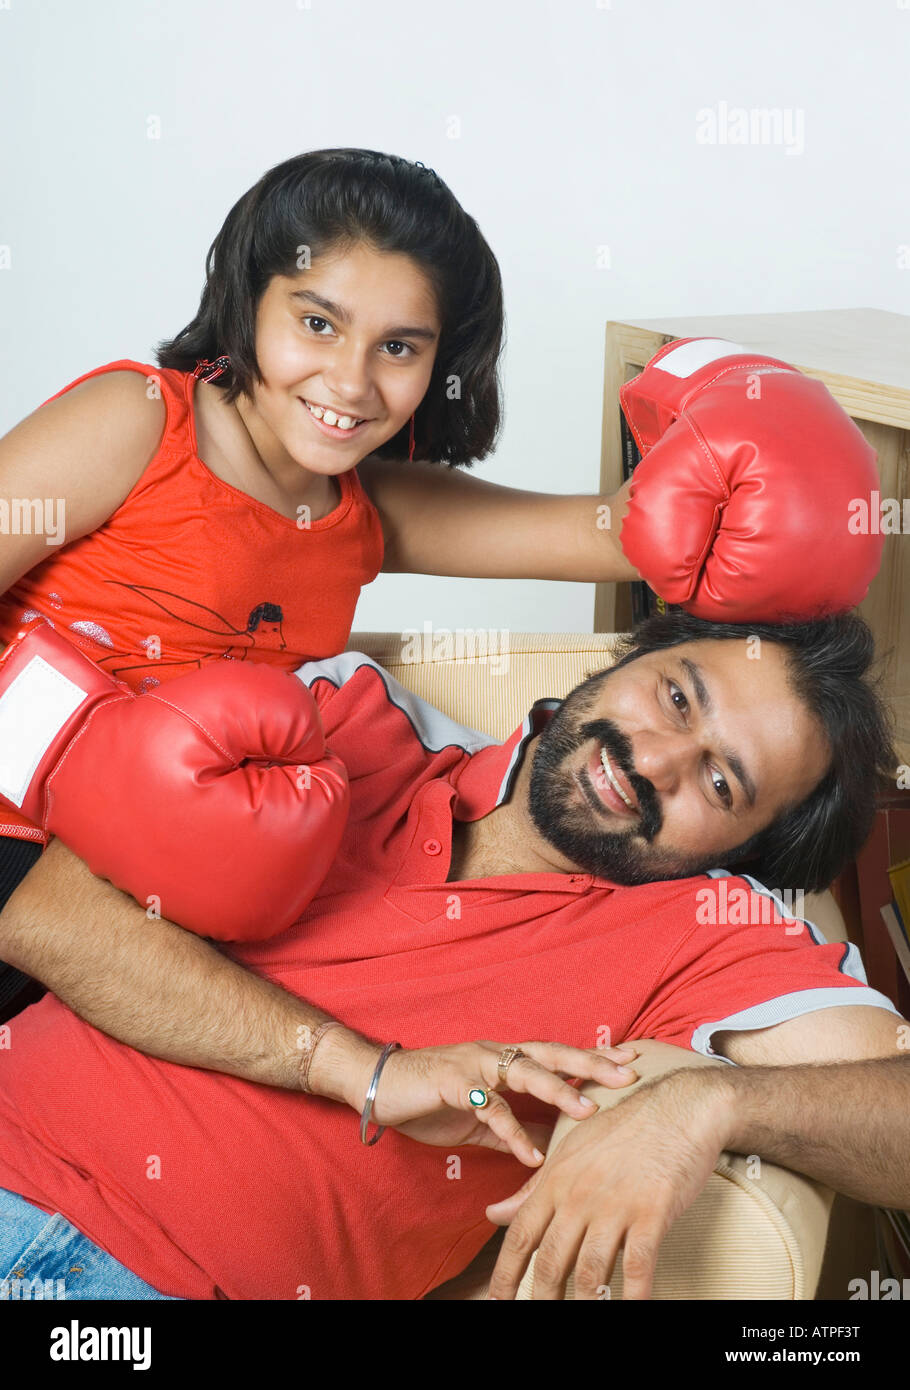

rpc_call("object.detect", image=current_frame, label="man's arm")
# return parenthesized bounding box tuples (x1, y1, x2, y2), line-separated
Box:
(0, 837, 381, 1107)
(715, 1002, 910, 1207)
(721, 1052, 910, 1207)
(487, 1005, 910, 1298)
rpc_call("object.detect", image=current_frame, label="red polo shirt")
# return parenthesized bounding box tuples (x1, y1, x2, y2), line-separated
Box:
(0, 653, 897, 1299)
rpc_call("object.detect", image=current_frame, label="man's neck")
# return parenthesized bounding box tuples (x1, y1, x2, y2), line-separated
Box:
(446, 739, 578, 882)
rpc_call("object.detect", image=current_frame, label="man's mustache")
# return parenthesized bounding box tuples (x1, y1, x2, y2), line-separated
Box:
(578, 717, 662, 841)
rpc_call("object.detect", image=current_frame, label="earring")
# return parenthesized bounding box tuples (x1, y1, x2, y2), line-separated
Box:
(193, 355, 231, 383)
(408, 412, 416, 462)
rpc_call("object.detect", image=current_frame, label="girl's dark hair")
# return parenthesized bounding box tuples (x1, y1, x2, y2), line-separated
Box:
(155, 148, 504, 465)
(607, 609, 897, 893)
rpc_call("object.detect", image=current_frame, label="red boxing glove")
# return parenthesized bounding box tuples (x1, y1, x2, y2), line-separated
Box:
(619, 337, 884, 621)
(0, 620, 348, 940)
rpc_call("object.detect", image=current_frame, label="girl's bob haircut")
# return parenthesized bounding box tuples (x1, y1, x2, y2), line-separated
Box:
(156, 148, 505, 466)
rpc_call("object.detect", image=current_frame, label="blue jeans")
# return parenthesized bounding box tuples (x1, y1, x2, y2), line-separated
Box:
(0, 1185, 183, 1299)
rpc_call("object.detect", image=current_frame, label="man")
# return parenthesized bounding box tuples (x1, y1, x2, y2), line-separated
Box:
(0, 608, 906, 1300)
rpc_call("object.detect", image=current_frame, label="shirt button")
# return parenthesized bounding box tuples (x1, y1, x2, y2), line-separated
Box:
(423, 838, 442, 856)
(568, 874, 587, 886)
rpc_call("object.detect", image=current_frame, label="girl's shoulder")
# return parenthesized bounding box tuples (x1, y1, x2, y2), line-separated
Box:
(45, 362, 168, 475)
(39, 357, 178, 422)
(4, 362, 171, 549)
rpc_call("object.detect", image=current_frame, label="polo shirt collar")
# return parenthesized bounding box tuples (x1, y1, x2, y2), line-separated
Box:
(451, 697, 561, 822)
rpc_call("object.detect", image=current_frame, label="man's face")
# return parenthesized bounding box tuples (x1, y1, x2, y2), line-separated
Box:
(527, 638, 831, 885)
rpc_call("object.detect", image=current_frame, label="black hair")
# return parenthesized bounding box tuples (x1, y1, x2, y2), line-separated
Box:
(155, 148, 504, 466)
(605, 608, 896, 893)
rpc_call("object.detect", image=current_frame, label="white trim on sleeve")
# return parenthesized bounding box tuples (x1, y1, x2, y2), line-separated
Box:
(691, 986, 903, 1067)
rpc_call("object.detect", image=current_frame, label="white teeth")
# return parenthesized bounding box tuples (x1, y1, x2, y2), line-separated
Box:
(305, 402, 362, 430)
(600, 746, 635, 810)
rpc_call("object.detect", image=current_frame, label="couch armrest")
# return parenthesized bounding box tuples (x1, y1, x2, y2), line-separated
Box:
(517, 1039, 835, 1300)
(429, 1038, 834, 1300)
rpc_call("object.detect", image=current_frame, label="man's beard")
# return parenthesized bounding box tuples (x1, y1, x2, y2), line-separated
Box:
(527, 669, 731, 885)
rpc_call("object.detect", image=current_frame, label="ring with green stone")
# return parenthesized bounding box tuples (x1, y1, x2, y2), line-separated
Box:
(468, 1086, 489, 1109)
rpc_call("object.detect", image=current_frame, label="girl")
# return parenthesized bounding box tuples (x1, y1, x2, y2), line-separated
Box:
(0, 147, 639, 1180)
(0, 148, 635, 718)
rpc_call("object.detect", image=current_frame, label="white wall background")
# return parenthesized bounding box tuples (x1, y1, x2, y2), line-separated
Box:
(1, 0, 908, 636)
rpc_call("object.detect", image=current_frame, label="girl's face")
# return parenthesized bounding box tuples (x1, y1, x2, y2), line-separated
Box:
(243, 242, 442, 477)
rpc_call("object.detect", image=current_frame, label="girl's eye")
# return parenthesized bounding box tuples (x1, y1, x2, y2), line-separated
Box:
(299, 320, 413, 358)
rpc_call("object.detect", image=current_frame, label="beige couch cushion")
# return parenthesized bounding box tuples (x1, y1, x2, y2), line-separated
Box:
(347, 631, 623, 741)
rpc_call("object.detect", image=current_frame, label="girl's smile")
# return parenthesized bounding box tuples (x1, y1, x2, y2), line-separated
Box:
(299, 397, 372, 441)
(235, 243, 442, 496)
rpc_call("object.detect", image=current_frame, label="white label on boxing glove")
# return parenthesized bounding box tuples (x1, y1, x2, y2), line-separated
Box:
(0, 656, 87, 807)
(656, 339, 748, 378)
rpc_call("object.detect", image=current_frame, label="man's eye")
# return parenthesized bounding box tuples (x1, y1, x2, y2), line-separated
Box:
(382, 340, 414, 358)
(668, 681, 689, 714)
(302, 315, 334, 334)
(711, 769, 732, 807)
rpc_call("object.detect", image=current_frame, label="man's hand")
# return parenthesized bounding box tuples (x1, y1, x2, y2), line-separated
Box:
(382, 1040, 639, 1165)
(485, 1067, 734, 1300)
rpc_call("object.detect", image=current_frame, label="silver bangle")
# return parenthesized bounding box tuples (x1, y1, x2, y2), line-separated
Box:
(360, 1041, 401, 1146)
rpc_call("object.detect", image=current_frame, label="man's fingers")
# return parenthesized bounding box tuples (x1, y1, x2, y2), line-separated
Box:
(572, 1226, 623, 1300)
(464, 1089, 545, 1168)
(484, 1166, 545, 1225)
(489, 1214, 664, 1301)
(505, 1057, 604, 1118)
(569, 1218, 663, 1300)
(616, 1222, 663, 1301)
(487, 1193, 558, 1300)
(517, 1041, 639, 1089)
(527, 1220, 586, 1301)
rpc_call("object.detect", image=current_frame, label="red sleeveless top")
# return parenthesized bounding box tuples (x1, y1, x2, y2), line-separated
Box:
(0, 359, 385, 841)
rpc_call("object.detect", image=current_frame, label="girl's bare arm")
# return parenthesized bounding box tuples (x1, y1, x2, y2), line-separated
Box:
(0, 369, 166, 596)
(357, 455, 640, 584)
